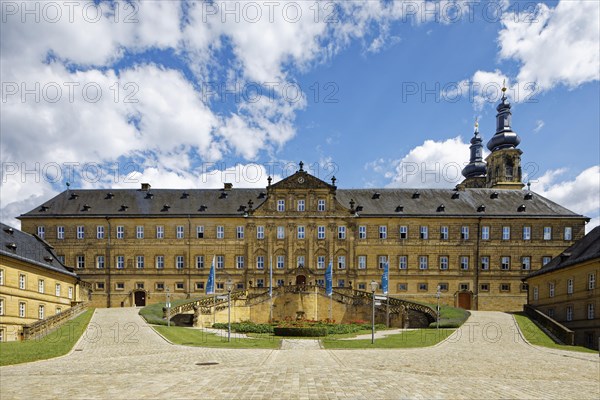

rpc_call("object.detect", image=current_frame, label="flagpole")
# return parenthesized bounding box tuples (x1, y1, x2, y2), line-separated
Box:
(269, 255, 273, 323)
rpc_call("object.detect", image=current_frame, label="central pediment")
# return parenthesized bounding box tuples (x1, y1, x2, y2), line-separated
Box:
(270, 168, 336, 191)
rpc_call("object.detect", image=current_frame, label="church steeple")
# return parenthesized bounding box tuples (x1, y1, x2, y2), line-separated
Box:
(487, 83, 521, 152)
(462, 119, 487, 179)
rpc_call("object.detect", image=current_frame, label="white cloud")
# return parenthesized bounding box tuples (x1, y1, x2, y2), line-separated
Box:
(533, 120, 544, 133)
(534, 166, 600, 232)
(498, 0, 600, 91)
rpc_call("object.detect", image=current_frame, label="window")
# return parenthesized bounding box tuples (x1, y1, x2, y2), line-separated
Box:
(256, 256, 265, 270)
(379, 226, 387, 239)
(19, 302, 26, 318)
(500, 283, 510, 292)
(57, 255, 65, 264)
(521, 256, 531, 271)
(136, 256, 144, 269)
(38, 279, 44, 293)
(297, 256, 305, 268)
(502, 226, 510, 240)
(460, 256, 469, 270)
(256, 279, 264, 288)
(116, 225, 124, 239)
(533, 286, 539, 301)
(337, 256, 346, 269)
(566, 306, 573, 321)
(0, 269, 3, 285)
(359, 226, 367, 239)
(19, 274, 26, 289)
(217, 226, 224, 239)
(277, 279, 285, 287)
(439, 256, 449, 270)
(195, 282, 204, 290)
(316, 279, 325, 287)
(196, 225, 204, 238)
(156, 226, 164, 239)
(317, 199, 325, 211)
(297, 226, 305, 239)
(589, 273, 596, 290)
(358, 256, 367, 269)
(57, 226, 64, 239)
(523, 226, 531, 240)
(116, 256, 124, 269)
(317, 226, 325, 240)
(38, 305, 45, 320)
(543, 226, 552, 240)
(501, 256, 510, 270)
(459, 283, 469, 291)
(420, 226, 428, 240)
(175, 282, 184, 290)
(176, 255, 184, 269)
(358, 283, 366, 290)
(461, 226, 469, 240)
(399, 226, 408, 239)
(564, 226, 572, 240)
(377, 256, 387, 269)
(399, 256, 407, 270)
(317, 256, 325, 270)
(216, 256, 224, 269)
(256, 226, 264, 239)
(547, 308, 554, 318)
(217, 282, 225, 290)
(37, 226, 45, 239)
(398, 283, 408, 291)
(542, 256, 552, 266)
(236, 256, 244, 269)
(68, 287, 73, 299)
(277, 226, 285, 239)
(480, 283, 490, 292)
(0, 299, 4, 316)
(481, 256, 490, 270)
(440, 226, 448, 240)
(96, 226, 104, 239)
(338, 226, 346, 239)
(156, 282, 165, 291)
(77, 255, 85, 269)
(236, 226, 244, 239)
(277, 255, 285, 269)
(297, 199, 305, 211)
(136, 226, 144, 239)
(418, 283, 428, 291)
(95, 282, 105, 290)
(277, 199, 285, 212)
(417, 256, 427, 270)
(196, 256, 204, 269)
(549, 282, 555, 297)
(588, 303, 595, 319)
(77, 225, 84, 239)
(481, 226, 490, 240)
(176, 225, 184, 239)
(96, 255, 105, 269)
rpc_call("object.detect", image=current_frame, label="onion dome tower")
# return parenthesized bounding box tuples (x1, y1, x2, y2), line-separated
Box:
(485, 83, 524, 190)
(459, 120, 488, 188)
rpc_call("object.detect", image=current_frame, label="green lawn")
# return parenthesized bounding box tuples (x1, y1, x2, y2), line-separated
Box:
(0, 308, 95, 366)
(322, 329, 456, 349)
(139, 298, 202, 326)
(153, 325, 281, 349)
(513, 313, 597, 354)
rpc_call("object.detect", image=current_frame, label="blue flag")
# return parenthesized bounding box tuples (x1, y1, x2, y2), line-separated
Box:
(381, 262, 389, 295)
(206, 256, 215, 295)
(325, 261, 333, 296)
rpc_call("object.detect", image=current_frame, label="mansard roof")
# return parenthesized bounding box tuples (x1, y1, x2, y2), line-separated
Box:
(526, 226, 600, 279)
(20, 184, 584, 219)
(0, 223, 78, 278)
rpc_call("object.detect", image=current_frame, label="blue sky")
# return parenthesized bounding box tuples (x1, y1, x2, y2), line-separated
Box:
(1, 0, 599, 229)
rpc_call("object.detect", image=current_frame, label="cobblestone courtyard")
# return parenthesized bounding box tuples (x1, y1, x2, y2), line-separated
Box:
(1, 308, 598, 399)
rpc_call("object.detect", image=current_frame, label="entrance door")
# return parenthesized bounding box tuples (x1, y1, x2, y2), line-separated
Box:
(295, 275, 306, 286)
(457, 292, 471, 310)
(134, 291, 146, 307)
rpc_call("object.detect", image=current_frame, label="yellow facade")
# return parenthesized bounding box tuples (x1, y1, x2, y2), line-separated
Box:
(0, 256, 81, 342)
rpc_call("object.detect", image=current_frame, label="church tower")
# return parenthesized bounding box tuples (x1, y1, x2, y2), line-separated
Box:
(458, 120, 487, 188)
(485, 85, 524, 190)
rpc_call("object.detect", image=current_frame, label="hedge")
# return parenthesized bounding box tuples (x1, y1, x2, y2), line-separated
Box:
(273, 327, 328, 337)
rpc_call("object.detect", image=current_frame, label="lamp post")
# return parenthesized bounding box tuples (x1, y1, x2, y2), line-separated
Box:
(436, 285, 441, 330)
(166, 288, 171, 327)
(370, 280, 378, 344)
(225, 279, 233, 342)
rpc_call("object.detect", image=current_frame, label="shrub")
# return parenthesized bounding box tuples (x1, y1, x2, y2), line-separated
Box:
(212, 322, 274, 334)
(273, 327, 328, 337)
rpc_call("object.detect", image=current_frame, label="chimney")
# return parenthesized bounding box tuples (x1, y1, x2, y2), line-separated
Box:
(224, 183, 233, 191)
(141, 183, 151, 191)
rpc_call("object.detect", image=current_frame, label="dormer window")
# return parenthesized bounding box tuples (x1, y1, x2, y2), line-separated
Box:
(162, 204, 171, 212)
(372, 192, 381, 199)
(437, 204, 445, 212)
(82, 204, 91, 211)
(395, 206, 404, 212)
(477, 205, 486, 212)
(490, 192, 499, 199)
(181, 192, 189, 199)
(44, 256, 53, 262)
(119, 205, 129, 212)
(105, 192, 114, 199)
(412, 191, 420, 199)
(145, 192, 154, 199)
(6, 243, 17, 251)
(69, 193, 79, 200)
(39, 205, 49, 212)
(524, 192, 533, 200)
(198, 205, 207, 212)
(451, 192, 459, 199)
(518, 204, 526, 212)
(4, 227, 14, 235)
(258, 192, 266, 199)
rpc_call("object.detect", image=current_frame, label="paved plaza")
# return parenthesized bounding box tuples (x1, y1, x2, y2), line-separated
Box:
(0, 308, 598, 399)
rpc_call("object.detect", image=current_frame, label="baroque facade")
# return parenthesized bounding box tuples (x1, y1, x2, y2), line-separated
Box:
(18, 93, 589, 312)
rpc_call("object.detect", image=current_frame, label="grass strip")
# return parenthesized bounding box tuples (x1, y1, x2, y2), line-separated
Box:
(323, 328, 455, 349)
(153, 325, 281, 349)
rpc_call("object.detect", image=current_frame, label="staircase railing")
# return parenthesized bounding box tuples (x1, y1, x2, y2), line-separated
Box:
(22, 302, 87, 340)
